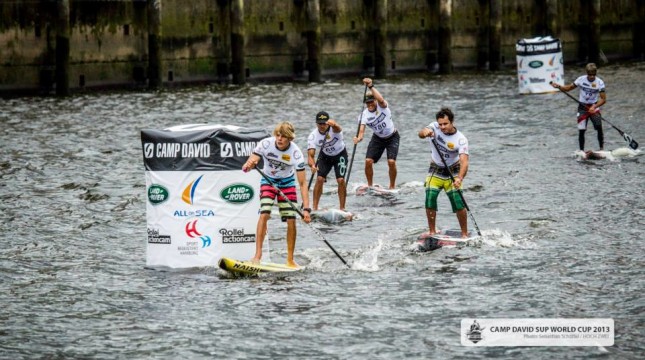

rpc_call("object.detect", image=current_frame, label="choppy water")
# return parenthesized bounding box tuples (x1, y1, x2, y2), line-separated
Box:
(1, 63, 644, 359)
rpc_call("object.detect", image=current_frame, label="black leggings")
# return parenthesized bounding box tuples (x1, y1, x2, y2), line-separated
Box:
(579, 126, 604, 151)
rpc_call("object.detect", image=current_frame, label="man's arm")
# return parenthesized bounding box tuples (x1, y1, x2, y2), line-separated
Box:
(454, 153, 469, 189)
(419, 127, 434, 139)
(363, 78, 387, 108)
(296, 170, 311, 223)
(242, 153, 261, 172)
(353, 124, 366, 144)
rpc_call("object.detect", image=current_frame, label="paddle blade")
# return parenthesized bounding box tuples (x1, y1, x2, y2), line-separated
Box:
(623, 134, 639, 150)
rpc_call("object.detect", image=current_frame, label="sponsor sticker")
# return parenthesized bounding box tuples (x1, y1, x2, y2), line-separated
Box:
(461, 318, 614, 346)
(220, 183, 254, 204)
(147, 184, 169, 205)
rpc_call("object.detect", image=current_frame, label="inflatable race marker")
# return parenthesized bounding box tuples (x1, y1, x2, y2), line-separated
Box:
(141, 124, 270, 269)
(516, 36, 564, 94)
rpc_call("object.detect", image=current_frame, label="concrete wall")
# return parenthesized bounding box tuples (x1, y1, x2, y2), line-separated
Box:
(0, 0, 642, 96)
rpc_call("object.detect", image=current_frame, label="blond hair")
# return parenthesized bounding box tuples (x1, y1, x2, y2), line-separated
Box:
(273, 121, 295, 140)
(586, 63, 597, 74)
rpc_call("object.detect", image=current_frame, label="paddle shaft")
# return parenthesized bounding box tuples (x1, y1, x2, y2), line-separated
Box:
(344, 84, 369, 185)
(430, 138, 482, 236)
(254, 168, 350, 268)
(552, 81, 638, 150)
(307, 127, 331, 191)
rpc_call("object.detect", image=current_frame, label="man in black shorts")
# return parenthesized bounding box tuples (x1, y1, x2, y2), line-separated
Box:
(353, 77, 399, 189)
(307, 111, 349, 210)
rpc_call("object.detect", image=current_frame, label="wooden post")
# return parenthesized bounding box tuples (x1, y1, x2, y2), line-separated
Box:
(55, 0, 70, 96)
(545, 0, 559, 37)
(216, 0, 231, 81)
(489, 0, 502, 71)
(476, 0, 489, 70)
(374, 0, 387, 78)
(147, 0, 162, 89)
(634, 0, 645, 60)
(305, 0, 322, 82)
(438, 0, 452, 74)
(588, 0, 600, 64)
(230, 0, 245, 85)
(425, 0, 439, 72)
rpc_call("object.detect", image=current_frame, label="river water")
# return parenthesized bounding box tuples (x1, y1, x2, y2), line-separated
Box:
(1, 63, 643, 359)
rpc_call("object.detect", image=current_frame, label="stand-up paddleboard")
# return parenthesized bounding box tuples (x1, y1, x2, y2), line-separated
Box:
(311, 208, 354, 224)
(575, 150, 609, 161)
(355, 184, 399, 198)
(416, 229, 481, 252)
(218, 257, 303, 276)
(575, 147, 641, 161)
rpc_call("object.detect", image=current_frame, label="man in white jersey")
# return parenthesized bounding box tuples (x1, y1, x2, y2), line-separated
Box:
(242, 121, 311, 268)
(418, 107, 470, 238)
(307, 111, 349, 211)
(551, 63, 606, 150)
(352, 77, 399, 189)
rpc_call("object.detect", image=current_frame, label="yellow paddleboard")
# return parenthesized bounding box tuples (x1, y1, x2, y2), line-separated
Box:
(218, 257, 303, 276)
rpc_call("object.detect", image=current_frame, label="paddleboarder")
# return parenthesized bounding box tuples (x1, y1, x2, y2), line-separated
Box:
(242, 121, 311, 268)
(352, 77, 399, 189)
(307, 111, 349, 211)
(551, 63, 606, 151)
(418, 107, 470, 238)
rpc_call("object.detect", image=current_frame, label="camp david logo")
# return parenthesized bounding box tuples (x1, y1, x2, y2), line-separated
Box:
(148, 184, 169, 205)
(528, 60, 543, 69)
(466, 320, 485, 344)
(143, 143, 154, 158)
(220, 183, 254, 204)
(220, 142, 234, 158)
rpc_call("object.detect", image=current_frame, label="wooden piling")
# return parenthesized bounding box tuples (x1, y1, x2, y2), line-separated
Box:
(55, 0, 70, 96)
(438, 0, 452, 74)
(545, 0, 559, 37)
(230, 0, 245, 85)
(588, 0, 601, 64)
(476, 0, 489, 70)
(374, 0, 388, 78)
(305, 0, 322, 82)
(489, 0, 502, 71)
(147, 0, 162, 89)
(635, 0, 645, 60)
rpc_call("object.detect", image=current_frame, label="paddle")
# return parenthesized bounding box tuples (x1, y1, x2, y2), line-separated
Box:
(551, 81, 639, 150)
(430, 138, 482, 237)
(344, 84, 369, 185)
(307, 127, 331, 191)
(254, 168, 350, 268)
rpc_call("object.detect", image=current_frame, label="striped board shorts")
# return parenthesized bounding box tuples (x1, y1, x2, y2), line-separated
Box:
(259, 175, 297, 221)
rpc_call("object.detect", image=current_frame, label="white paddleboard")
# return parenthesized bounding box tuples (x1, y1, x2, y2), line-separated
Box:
(416, 229, 481, 252)
(354, 184, 399, 198)
(310, 208, 354, 224)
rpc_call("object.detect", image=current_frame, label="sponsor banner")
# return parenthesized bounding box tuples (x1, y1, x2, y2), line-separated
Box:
(461, 318, 614, 346)
(516, 36, 564, 94)
(141, 124, 269, 171)
(142, 125, 270, 269)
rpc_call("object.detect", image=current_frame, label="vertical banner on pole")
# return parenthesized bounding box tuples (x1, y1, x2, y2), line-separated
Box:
(516, 36, 564, 94)
(141, 124, 270, 268)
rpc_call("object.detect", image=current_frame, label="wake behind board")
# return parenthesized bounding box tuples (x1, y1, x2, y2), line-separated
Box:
(416, 229, 481, 252)
(355, 184, 399, 198)
(218, 257, 303, 276)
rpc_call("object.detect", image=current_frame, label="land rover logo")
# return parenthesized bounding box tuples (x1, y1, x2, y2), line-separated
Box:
(220, 184, 254, 204)
(148, 184, 169, 205)
(529, 60, 543, 69)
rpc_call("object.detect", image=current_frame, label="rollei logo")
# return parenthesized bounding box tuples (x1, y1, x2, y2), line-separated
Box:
(220, 183, 254, 204)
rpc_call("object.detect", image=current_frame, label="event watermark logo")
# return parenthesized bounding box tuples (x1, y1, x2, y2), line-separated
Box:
(461, 318, 614, 346)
